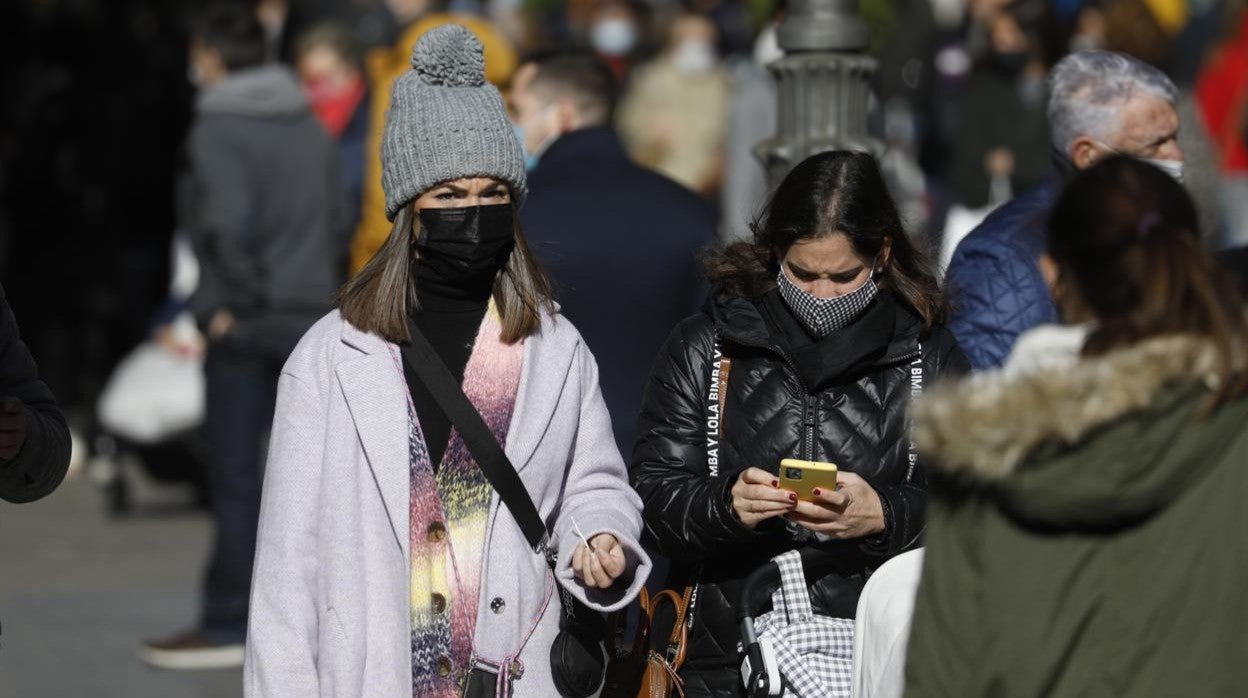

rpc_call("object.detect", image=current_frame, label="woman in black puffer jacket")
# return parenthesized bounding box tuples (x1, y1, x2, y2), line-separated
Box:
(631, 151, 968, 697)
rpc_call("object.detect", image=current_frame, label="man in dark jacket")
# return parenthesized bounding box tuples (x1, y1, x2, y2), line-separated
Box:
(946, 51, 1183, 369)
(140, 5, 340, 670)
(0, 283, 70, 504)
(509, 52, 715, 455)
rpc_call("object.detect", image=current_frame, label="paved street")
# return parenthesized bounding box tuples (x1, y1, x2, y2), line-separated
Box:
(0, 470, 242, 697)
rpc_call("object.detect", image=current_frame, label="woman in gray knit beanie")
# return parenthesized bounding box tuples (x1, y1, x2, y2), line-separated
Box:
(245, 24, 650, 698)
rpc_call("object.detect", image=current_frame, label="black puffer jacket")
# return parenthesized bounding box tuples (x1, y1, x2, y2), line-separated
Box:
(631, 288, 968, 696)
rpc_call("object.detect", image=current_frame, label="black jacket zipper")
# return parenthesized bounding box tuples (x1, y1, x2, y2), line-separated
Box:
(713, 327, 817, 460)
(803, 395, 817, 462)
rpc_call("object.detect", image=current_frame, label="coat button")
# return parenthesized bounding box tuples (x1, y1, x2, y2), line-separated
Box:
(437, 656, 452, 678)
(490, 597, 505, 614)
(427, 521, 447, 543)
(431, 593, 447, 614)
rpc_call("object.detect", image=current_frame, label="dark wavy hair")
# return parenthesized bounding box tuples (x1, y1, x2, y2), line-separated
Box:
(704, 150, 946, 329)
(1047, 155, 1248, 406)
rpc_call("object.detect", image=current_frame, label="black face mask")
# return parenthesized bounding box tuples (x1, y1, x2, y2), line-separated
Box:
(415, 204, 516, 302)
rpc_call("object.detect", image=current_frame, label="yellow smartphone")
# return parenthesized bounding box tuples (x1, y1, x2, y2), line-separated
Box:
(779, 459, 839, 501)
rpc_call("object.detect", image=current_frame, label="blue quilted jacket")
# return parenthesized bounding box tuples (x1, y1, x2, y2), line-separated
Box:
(945, 178, 1061, 370)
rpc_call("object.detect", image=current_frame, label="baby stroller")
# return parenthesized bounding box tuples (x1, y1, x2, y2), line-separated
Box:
(89, 233, 209, 514)
(739, 548, 855, 698)
(90, 328, 208, 514)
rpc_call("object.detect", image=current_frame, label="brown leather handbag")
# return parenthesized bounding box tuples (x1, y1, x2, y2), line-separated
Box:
(637, 586, 694, 697)
(602, 584, 695, 698)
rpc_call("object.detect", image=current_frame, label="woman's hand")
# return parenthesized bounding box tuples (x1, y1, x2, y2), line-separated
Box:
(572, 534, 627, 589)
(788, 472, 885, 539)
(731, 467, 796, 529)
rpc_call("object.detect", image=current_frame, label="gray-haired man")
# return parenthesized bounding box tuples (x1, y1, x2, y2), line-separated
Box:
(944, 50, 1183, 370)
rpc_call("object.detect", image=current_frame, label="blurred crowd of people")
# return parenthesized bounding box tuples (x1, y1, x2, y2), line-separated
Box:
(5, 0, 1248, 419)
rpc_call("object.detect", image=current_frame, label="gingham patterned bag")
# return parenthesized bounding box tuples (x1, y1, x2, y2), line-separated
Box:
(749, 550, 855, 698)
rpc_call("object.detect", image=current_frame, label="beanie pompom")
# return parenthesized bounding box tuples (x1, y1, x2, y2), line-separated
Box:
(411, 24, 486, 88)
(384, 22, 526, 218)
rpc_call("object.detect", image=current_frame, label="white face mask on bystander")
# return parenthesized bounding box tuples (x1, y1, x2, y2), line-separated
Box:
(672, 40, 717, 75)
(1093, 140, 1185, 183)
(591, 18, 639, 57)
(1141, 157, 1185, 183)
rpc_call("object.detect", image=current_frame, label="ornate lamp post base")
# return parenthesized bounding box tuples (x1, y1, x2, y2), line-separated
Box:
(756, 0, 883, 186)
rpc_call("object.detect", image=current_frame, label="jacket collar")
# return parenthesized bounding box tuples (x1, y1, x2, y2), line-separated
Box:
(532, 126, 630, 174)
(340, 318, 390, 355)
(710, 288, 925, 387)
(1050, 147, 1078, 181)
(915, 331, 1224, 483)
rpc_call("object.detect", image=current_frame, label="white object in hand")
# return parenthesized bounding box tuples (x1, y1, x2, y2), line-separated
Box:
(571, 515, 596, 553)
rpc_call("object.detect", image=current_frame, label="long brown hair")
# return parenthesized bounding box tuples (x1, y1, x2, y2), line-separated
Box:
(338, 200, 554, 345)
(704, 150, 947, 329)
(1048, 155, 1248, 406)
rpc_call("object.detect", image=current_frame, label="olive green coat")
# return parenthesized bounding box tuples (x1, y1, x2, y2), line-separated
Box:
(904, 331, 1248, 697)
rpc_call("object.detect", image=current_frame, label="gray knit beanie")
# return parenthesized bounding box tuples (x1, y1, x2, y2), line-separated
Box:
(381, 24, 527, 220)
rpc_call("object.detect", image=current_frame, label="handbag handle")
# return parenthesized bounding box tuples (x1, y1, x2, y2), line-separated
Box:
(399, 321, 552, 561)
(638, 587, 693, 698)
(644, 587, 692, 668)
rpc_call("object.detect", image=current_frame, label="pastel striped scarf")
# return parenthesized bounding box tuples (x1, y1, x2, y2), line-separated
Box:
(403, 308, 524, 696)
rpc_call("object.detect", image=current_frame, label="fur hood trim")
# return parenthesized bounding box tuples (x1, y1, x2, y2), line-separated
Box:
(915, 334, 1221, 481)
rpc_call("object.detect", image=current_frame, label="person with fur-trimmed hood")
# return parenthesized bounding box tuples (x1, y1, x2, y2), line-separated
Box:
(905, 156, 1248, 697)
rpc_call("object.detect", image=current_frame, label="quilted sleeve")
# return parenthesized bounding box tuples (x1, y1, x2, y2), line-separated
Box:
(860, 331, 966, 559)
(944, 235, 1055, 371)
(631, 316, 771, 559)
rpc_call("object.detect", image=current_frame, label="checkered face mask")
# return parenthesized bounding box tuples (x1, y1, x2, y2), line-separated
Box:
(777, 263, 879, 338)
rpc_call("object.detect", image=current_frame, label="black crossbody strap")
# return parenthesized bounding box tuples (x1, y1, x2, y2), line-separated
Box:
(399, 321, 551, 559)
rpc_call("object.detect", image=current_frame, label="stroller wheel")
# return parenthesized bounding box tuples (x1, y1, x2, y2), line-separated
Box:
(105, 469, 132, 516)
(87, 434, 132, 516)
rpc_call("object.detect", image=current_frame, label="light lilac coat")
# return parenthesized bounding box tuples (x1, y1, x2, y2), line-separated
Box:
(244, 309, 651, 697)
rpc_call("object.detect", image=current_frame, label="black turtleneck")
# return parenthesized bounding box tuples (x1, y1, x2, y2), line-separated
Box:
(404, 272, 490, 470)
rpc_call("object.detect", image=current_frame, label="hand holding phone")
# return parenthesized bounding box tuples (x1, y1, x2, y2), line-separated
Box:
(730, 467, 796, 529)
(787, 470, 886, 539)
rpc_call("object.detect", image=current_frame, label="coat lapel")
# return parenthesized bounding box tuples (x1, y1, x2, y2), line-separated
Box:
(337, 324, 410, 557)
(504, 314, 577, 474)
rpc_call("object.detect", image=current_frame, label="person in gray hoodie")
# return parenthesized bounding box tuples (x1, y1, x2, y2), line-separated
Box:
(139, 3, 341, 670)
